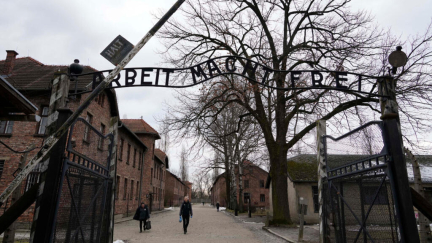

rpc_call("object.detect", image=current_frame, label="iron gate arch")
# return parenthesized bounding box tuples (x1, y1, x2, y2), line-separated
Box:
(51, 117, 114, 243)
(322, 121, 400, 243)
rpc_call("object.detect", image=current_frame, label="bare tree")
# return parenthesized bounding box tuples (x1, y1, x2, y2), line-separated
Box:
(158, 0, 432, 223)
(179, 146, 189, 182)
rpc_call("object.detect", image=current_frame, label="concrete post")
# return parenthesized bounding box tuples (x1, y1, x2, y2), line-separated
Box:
(316, 119, 327, 243)
(405, 148, 432, 243)
(30, 74, 70, 243)
(379, 77, 420, 243)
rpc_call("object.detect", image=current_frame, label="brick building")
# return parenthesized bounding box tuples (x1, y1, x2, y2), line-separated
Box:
(210, 160, 269, 209)
(114, 121, 148, 217)
(0, 50, 119, 226)
(121, 119, 167, 212)
(165, 170, 186, 207)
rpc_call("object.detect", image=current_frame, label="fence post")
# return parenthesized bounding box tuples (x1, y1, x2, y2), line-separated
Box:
(107, 116, 118, 243)
(31, 108, 72, 242)
(405, 148, 432, 243)
(379, 76, 420, 243)
(316, 120, 327, 243)
(29, 73, 70, 243)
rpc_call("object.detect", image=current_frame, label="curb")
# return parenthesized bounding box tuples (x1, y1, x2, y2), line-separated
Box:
(262, 226, 294, 243)
(114, 209, 173, 224)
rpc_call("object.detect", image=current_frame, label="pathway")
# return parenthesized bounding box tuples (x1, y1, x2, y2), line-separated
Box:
(113, 204, 284, 243)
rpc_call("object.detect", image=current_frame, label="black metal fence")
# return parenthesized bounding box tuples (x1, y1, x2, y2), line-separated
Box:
(322, 121, 399, 243)
(51, 118, 113, 243)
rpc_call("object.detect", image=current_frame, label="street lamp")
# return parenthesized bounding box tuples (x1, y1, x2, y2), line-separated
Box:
(69, 59, 84, 98)
(388, 46, 407, 75)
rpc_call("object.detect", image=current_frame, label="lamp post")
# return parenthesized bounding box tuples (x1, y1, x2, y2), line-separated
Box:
(379, 46, 420, 242)
(69, 59, 83, 99)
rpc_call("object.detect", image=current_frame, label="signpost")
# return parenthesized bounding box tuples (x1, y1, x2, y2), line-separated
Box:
(100, 35, 134, 66)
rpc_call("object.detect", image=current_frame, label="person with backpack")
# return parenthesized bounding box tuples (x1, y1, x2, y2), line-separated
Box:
(216, 202, 220, 212)
(179, 196, 193, 234)
(134, 203, 150, 233)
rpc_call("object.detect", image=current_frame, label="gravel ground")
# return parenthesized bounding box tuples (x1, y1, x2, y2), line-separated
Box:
(114, 204, 285, 243)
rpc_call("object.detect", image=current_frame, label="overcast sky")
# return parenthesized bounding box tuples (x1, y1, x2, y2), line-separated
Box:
(1, 0, 431, 173)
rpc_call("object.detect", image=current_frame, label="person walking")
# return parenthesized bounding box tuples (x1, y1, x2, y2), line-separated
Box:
(216, 202, 220, 212)
(134, 203, 150, 233)
(179, 196, 193, 234)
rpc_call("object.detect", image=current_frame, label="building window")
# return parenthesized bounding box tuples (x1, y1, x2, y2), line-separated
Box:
(123, 178, 128, 200)
(151, 168, 153, 185)
(260, 194, 265, 202)
(259, 180, 265, 188)
(0, 121, 14, 134)
(96, 93, 105, 107)
(244, 193, 250, 203)
(138, 152, 142, 170)
(136, 181, 139, 200)
(83, 113, 93, 142)
(116, 176, 120, 200)
(131, 180, 134, 200)
(98, 123, 105, 150)
(244, 180, 249, 188)
(119, 138, 124, 160)
(312, 186, 319, 213)
(364, 186, 389, 205)
(126, 144, 131, 164)
(37, 106, 49, 134)
(133, 148, 137, 168)
(0, 160, 5, 180)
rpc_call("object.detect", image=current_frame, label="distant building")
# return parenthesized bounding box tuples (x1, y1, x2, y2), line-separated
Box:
(210, 160, 269, 209)
(165, 170, 186, 207)
(265, 154, 432, 225)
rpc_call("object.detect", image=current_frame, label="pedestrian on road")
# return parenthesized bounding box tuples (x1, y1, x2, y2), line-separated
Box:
(134, 203, 150, 233)
(202, 201, 205, 206)
(216, 202, 220, 212)
(179, 196, 193, 234)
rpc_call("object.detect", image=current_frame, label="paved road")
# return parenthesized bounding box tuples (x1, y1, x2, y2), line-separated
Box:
(113, 204, 284, 243)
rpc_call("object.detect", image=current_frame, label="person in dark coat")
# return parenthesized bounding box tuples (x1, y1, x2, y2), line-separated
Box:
(216, 202, 220, 212)
(134, 203, 150, 232)
(179, 196, 193, 234)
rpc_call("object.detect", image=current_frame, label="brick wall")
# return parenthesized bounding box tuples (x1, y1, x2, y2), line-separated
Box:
(0, 89, 114, 226)
(114, 126, 146, 216)
(210, 162, 269, 209)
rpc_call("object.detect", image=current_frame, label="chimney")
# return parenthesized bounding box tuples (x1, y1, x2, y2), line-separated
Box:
(3, 50, 19, 75)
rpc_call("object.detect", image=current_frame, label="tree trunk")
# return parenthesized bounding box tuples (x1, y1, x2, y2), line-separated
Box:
(269, 143, 291, 224)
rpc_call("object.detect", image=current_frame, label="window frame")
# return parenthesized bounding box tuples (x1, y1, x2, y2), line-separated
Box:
(83, 112, 93, 142)
(0, 121, 14, 134)
(312, 186, 319, 213)
(37, 106, 49, 135)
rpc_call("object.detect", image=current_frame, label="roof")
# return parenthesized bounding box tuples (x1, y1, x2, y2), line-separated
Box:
(118, 121, 148, 151)
(154, 148, 169, 168)
(0, 57, 97, 91)
(0, 75, 37, 115)
(167, 170, 185, 186)
(406, 155, 432, 183)
(121, 119, 160, 139)
(286, 154, 318, 182)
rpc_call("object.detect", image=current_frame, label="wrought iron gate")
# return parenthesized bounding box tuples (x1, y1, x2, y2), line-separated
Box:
(322, 121, 399, 243)
(51, 117, 114, 243)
